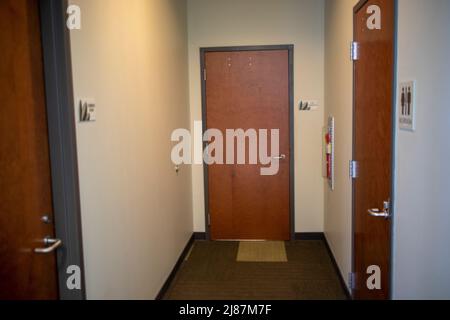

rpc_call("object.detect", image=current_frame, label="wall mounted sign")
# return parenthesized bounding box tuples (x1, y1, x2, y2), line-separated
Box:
(399, 81, 416, 131)
(299, 100, 319, 111)
(79, 98, 96, 122)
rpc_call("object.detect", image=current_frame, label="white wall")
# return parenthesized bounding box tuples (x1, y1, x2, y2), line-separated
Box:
(392, 0, 450, 299)
(187, 0, 326, 233)
(324, 0, 358, 290)
(69, 0, 192, 299)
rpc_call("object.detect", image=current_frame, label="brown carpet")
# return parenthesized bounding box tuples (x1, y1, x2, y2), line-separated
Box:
(164, 240, 348, 300)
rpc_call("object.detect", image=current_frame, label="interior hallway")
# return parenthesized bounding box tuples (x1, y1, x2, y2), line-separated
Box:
(164, 240, 347, 300)
(2, 0, 449, 301)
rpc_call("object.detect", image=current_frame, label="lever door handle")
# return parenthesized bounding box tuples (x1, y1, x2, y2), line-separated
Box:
(34, 237, 62, 254)
(273, 154, 286, 160)
(368, 208, 390, 218)
(368, 201, 391, 219)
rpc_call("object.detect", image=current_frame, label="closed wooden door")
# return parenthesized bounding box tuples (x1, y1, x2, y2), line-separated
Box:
(353, 0, 395, 300)
(0, 0, 59, 299)
(205, 49, 291, 241)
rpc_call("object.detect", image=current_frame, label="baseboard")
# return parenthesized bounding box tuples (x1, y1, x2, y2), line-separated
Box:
(195, 232, 324, 241)
(155, 233, 196, 300)
(294, 232, 325, 241)
(193, 232, 207, 240)
(322, 235, 352, 300)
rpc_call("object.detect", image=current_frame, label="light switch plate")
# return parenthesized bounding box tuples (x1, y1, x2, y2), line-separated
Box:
(79, 98, 96, 122)
(399, 81, 415, 131)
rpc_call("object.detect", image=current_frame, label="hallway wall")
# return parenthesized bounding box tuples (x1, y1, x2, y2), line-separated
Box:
(392, 0, 450, 299)
(69, 0, 192, 299)
(187, 0, 326, 233)
(323, 0, 358, 291)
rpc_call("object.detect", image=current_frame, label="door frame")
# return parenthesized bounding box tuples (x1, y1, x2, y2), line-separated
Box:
(38, 0, 85, 300)
(200, 45, 295, 241)
(351, 0, 398, 299)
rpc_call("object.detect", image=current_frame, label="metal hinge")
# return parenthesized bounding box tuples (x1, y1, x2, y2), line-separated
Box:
(207, 213, 211, 226)
(351, 41, 359, 61)
(349, 272, 356, 290)
(203, 68, 207, 81)
(350, 160, 359, 179)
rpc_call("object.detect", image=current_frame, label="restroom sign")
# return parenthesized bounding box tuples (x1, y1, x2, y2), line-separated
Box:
(399, 81, 416, 131)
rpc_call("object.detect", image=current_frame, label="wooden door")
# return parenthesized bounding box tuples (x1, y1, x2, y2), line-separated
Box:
(0, 0, 59, 299)
(353, 0, 395, 300)
(205, 49, 291, 241)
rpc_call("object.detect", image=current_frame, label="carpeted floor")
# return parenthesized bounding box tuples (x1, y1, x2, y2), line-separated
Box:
(163, 240, 348, 300)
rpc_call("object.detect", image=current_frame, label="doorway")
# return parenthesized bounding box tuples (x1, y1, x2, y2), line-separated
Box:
(201, 45, 294, 241)
(352, 0, 396, 300)
(0, 0, 84, 300)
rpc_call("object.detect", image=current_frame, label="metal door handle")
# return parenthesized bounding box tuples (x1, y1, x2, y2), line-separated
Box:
(368, 201, 391, 219)
(34, 237, 62, 254)
(273, 154, 286, 160)
(368, 208, 390, 218)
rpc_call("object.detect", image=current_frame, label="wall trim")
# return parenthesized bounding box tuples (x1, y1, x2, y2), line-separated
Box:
(294, 233, 325, 241)
(194, 232, 207, 240)
(155, 234, 196, 300)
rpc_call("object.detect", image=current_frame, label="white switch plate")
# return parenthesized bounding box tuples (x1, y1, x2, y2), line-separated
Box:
(79, 98, 96, 122)
(399, 81, 415, 131)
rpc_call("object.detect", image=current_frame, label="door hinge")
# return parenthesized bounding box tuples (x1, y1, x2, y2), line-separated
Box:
(207, 213, 211, 226)
(203, 68, 207, 81)
(351, 41, 360, 61)
(350, 160, 359, 179)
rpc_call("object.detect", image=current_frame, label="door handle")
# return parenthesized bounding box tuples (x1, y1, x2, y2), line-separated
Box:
(34, 237, 62, 254)
(273, 154, 286, 160)
(368, 201, 391, 219)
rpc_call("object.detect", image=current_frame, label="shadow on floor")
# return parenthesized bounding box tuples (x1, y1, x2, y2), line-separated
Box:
(164, 240, 348, 300)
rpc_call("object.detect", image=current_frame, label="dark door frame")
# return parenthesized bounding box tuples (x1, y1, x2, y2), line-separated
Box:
(39, 0, 85, 300)
(351, 0, 398, 300)
(200, 45, 295, 241)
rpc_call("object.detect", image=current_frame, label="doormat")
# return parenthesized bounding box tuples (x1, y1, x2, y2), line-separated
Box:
(237, 241, 288, 262)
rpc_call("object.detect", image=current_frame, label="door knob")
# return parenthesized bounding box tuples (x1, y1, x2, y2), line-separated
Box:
(34, 237, 62, 254)
(368, 201, 391, 219)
